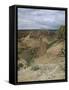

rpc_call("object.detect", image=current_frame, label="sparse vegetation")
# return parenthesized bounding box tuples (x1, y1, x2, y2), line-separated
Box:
(31, 65, 40, 71)
(18, 27, 65, 82)
(61, 48, 65, 56)
(18, 63, 23, 70)
(18, 27, 65, 66)
(57, 26, 65, 40)
(22, 48, 37, 66)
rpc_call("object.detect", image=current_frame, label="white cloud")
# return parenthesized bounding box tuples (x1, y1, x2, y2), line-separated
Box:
(18, 8, 65, 30)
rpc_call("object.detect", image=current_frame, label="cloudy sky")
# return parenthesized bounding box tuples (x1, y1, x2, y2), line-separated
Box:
(18, 8, 65, 30)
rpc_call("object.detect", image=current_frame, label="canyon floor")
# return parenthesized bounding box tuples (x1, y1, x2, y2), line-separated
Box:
(18, 40, 65, 82)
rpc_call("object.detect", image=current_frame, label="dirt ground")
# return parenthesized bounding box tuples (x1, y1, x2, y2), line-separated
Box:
(18, 41, 65, 82)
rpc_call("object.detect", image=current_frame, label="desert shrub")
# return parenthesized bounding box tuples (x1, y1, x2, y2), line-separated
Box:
(18, 48, 23, 60)
(18, 47, 37, 66)
(25, 55, 34, 66)
(61, 48, 65, 56)
(57, 47, 65, 57)
(18, 47, 26, 60)
(23, 48, 37, 66)
(18, 48, 24, 54)
(18, 63, 23, 70)
(57, 26, 65, 40)
(31, 65, 40, 71)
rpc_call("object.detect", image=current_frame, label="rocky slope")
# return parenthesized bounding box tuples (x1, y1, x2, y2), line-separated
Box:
(17, 30, 65, 82)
